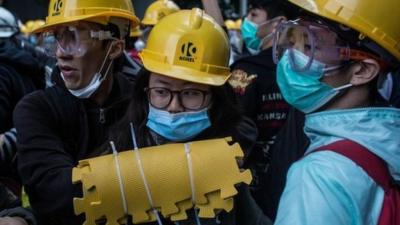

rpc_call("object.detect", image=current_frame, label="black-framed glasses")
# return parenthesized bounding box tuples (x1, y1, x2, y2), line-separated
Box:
(145, 87, 211, 110)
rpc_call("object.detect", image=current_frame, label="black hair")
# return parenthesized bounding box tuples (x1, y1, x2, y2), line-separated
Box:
(104, 22, 121, 39)
(108, 69, 244, 150)
(248, 0, 286, 18)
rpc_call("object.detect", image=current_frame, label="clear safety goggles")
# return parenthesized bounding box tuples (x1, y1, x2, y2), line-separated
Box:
(40, 25, 115, 57)
(272, 19, 388, 72)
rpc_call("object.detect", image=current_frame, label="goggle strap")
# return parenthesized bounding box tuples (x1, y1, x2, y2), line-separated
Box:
(340, 48, 390, 70)
(90, 30, 113, 40)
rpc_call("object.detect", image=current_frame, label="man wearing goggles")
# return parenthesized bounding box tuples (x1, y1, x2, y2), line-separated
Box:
(12, 1, 140, 225)
(273, 1, 400, 225)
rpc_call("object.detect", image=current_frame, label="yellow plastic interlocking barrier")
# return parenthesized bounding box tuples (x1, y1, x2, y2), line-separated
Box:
(72, 137, 252, 225)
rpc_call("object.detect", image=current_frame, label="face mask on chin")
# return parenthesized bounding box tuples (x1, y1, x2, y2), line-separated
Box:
(61, 41, 115, 99)
(277, 49, 353, 113)
(241, 18, 262, 55)
(241, 18, 281, 55)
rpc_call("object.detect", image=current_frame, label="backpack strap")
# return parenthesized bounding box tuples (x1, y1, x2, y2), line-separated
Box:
(314, 140, 393, 190)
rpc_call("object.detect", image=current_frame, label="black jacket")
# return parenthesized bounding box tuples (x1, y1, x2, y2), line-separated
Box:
(0, 38, 47, 202)
(14, 69, 135, 225)
(230, 48, 290, 142)
(230, 48, 291, 207)
(0, 38, 45, 133)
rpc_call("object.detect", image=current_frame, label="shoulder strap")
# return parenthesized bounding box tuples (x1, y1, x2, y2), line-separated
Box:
(315, 140, 392, 190)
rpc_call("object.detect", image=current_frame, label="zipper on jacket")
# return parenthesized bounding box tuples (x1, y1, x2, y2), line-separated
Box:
(99, 108, 106, 124)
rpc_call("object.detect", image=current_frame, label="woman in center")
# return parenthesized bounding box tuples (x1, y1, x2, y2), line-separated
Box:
(109, 8, 269, 225)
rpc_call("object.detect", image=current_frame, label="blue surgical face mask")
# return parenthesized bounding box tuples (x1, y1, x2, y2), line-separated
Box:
(277, 49, 353, 113)
(241, 18, 262, 55)
(146, 105, 211, 142)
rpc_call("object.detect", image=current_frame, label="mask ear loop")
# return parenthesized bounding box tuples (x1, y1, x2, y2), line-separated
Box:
(130, 123, 164, 225)
(97, 40, 116, 82)
(184, 143, 202, 225)
(109, 141, 129, 218)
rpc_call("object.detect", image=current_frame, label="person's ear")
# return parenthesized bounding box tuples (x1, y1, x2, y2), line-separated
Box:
(349, 59, 380, 86)
(109, 39, 125, 60)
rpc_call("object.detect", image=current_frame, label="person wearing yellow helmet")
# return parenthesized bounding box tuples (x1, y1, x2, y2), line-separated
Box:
(142, 0, 180, 26)
(138, 0, 180, 51)
(12, 0, 140, 224)
(107, 8, 271, 225)
(272, 1, 400, 225)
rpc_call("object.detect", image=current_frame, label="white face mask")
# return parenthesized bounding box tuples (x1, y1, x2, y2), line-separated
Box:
(61, 42, 115, 99)
(134, 38, 145, 52)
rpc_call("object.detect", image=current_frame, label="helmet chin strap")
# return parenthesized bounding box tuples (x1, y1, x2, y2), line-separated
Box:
(63, 41, 116, 99)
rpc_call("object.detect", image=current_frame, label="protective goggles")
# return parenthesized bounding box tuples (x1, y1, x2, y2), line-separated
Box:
(40, 25, 115, 57)
(272, 19, 389, 72)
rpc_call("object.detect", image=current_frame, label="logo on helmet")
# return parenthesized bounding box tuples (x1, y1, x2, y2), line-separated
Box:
(179, 42, 196, 62)
(52, 0, 63, 16)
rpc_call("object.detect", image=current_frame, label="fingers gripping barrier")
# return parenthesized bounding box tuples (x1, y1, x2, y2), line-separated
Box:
(72, 137, 252, 224)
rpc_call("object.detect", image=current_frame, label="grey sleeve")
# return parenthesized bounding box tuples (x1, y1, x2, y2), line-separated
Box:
(0, 207, 37, 225)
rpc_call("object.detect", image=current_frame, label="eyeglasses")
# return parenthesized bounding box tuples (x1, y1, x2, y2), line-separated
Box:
(145, 87, 211, 110)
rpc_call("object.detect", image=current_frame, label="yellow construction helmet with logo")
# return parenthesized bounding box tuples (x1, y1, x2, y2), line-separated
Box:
(141, 0, 180, 26)
(32, 0, 139, 34)
(140, 8, 231, 86)
(288, 0, 400, 61)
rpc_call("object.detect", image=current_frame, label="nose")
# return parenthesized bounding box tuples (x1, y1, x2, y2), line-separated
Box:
(55, 43, 73, 59)
(166, 93, 184, 113)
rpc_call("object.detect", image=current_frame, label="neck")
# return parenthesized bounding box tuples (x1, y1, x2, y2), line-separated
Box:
(90, 71, 114, 106)
(324, 85, 371, 110)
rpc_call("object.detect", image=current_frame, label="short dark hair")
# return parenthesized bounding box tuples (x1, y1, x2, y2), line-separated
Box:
(248, 0, 284, 18)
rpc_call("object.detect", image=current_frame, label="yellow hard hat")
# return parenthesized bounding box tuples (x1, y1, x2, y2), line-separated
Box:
(288, 0, 400, 61)
(140, 8, 231, 86)
(21, 20, 45, 34)
(235, 19, 242, 30)
(130, 25, 142, 37)
(225, 20, 236, 30)
(141, 0, 180, 26)
(32, 0, 139, 34)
